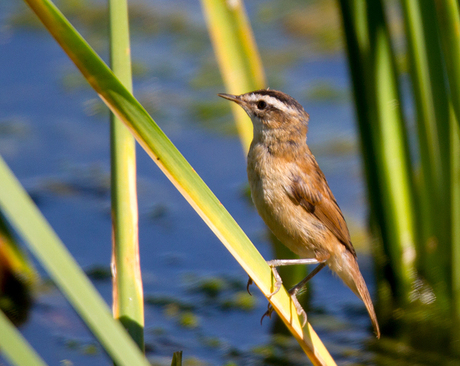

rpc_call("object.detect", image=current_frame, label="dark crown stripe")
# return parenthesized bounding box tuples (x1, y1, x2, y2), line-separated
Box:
(250, 89, 304, 111)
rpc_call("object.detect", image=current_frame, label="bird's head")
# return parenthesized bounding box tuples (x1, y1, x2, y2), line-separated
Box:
(218, 89, 309, 140)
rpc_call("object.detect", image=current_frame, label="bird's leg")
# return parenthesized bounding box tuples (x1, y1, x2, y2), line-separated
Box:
(266, 258, 322, 297)
(289, 261, 327, 297)
(261, 261, 327, 327)
(287, 262, 327, 326)
(246, 258, 320, 296)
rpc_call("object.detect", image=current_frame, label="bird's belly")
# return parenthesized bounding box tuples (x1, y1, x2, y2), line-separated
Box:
(249, 169, 327, 260)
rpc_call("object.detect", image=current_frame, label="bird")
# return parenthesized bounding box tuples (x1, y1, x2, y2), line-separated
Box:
(218, 89, 380, 338)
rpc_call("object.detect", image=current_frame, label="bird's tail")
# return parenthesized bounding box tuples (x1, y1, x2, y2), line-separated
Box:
(332, 250, 380, 339)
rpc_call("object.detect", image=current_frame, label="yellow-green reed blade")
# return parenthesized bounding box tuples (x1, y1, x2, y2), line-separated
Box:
(201, 0, 266, 152)
(0, 156, 150, 366)
(0, 309, 47, 366)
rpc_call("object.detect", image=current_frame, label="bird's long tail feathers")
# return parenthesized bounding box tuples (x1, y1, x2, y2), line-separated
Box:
(333, 251, 380, 339)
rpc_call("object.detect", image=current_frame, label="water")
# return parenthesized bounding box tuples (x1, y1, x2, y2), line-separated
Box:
(0, 0, 380, 364)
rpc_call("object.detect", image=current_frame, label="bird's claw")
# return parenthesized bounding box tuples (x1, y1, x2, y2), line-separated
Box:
(248, 267, 307, 328)
(246, 270, 282, 297)
(260, 303, 274, 325)
(246, 277, 253, 295)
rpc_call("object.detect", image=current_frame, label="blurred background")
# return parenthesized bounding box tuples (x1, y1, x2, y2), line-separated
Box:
(1, 0, 454, 364)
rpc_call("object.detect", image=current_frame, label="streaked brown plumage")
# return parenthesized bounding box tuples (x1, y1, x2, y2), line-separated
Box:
(219, 89, 380, 338)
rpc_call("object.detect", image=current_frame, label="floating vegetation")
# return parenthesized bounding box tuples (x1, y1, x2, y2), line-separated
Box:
(62, 337, 100, 356)
(192, 277, 227, 299)
(305, 80, 349, 103)
(35, 164, 111, 198)
(145, 294, 196, 312)
(178, 311, 199, 329)
(280, 0, 342, 54)
(0, 117, 31, 137)
(220, 291, 257, 312)
(85, 266, 111, 281)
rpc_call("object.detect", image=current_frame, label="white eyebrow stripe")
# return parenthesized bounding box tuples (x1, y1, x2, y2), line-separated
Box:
(245, 93, 294, 113)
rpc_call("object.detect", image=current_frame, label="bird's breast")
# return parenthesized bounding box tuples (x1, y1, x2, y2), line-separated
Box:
(247, 143, 329, 259)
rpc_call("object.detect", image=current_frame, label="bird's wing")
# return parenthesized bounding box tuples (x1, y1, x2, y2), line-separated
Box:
(285, 164, 356, 257)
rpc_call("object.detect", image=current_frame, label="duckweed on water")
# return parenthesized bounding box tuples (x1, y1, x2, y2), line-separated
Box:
(164, 303, 180, 318)
(189, 60, 222, 89)
(82, 344, 98, 355)
(182, 357, 208, 366)
(251, 334, 308, 366)
(308, 136, 357, 157)
(306, 81, 348, 103)
(64, 338, 99, 357)
(192, 101, 229, 122)
(0, 118, 30, 137)
(64, 339, 79, 350)
(281, 1, 342, 54)
(178, 311, 199, 329)
(220, 291, 257, 312)
(148, 203, 169, 220)
(194, 277, 226, 298)
(185, 275, 249, 300)
(200, 335, 221, 349)
(146, 295, 196, 312)
(85, 266, 111, 281)
(190, 101, 238, 137)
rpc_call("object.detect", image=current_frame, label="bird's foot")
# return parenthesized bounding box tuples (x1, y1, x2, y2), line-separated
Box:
(247, 266, 283, 297)
(260, 292, 307, 327)
(289, 290, 307, 327)
(268, 265, 283, 297)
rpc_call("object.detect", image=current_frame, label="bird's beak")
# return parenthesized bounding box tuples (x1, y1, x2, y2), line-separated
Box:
(217, 93, 242, 105)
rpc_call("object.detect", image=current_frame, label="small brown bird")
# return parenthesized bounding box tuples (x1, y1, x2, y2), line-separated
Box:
(218, 89, 380, 338)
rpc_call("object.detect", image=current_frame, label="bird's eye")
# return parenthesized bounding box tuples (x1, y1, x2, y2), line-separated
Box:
(257, 100, 267, 110)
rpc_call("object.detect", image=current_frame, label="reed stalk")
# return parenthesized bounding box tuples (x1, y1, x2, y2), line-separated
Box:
(340, 0, 460, 349)
(338, 0, 417, 310)
(109, 0, 144, 350)
(400, 0, 451, 306)
(433, 0, 460, 350)
(450, 107, 460, 350)
(201, 0, 266, 152)
(434, 0, 460, 130)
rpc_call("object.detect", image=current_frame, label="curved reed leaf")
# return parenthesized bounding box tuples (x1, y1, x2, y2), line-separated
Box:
(401, 0, 451, 304)
(338, 0, 417, 307)
(435, 0, 460, 130)
(0, 310, 47, 366)
(0, 157, 150, 366)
